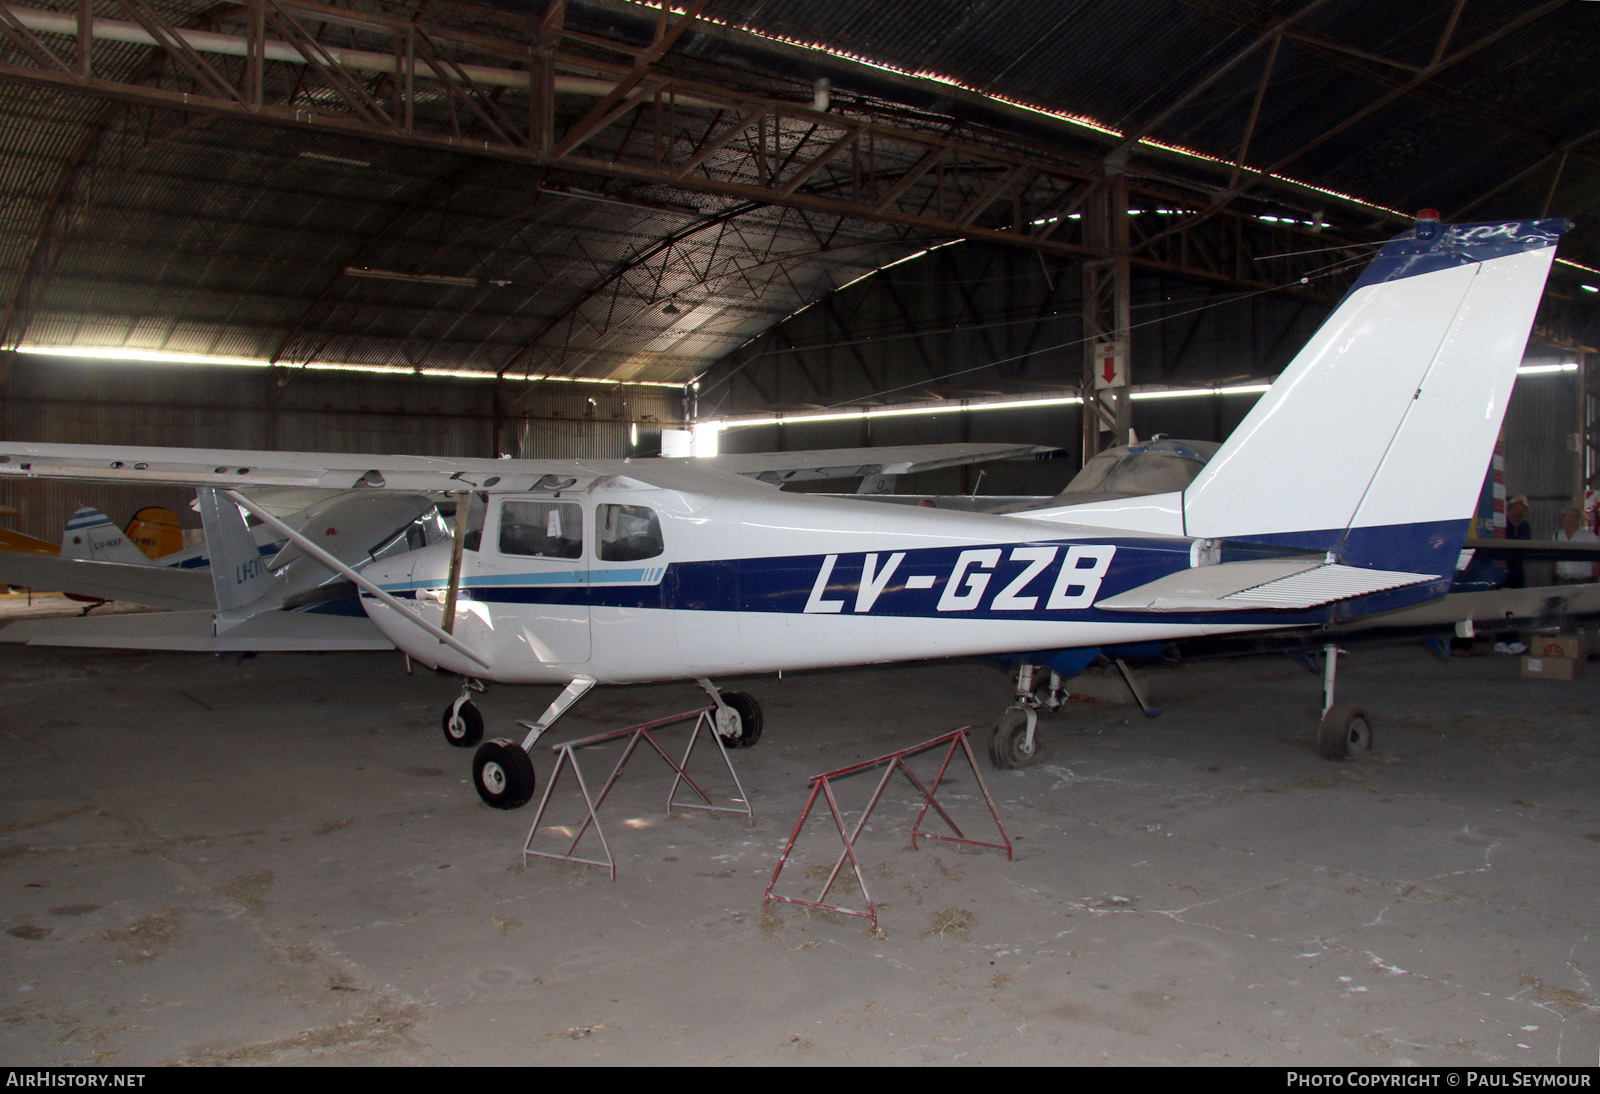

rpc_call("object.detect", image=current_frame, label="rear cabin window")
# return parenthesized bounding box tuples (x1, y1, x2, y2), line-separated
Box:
(498, 500, 583, 559)
(371, 507, 451, 562)
(597, 504, 664, 561)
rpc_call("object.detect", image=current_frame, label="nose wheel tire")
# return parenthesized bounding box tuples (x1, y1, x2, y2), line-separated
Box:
(989, 706, 1042, 769)
(473, 739, 536, 809)
(716, 691, 763, 748)
(1317, 703, 1372, 761)
(442, 699, 484, 748)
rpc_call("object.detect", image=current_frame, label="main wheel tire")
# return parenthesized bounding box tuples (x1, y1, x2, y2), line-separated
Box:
(472, 739, 536, 809)
(718, 691, 763, 748)
(989, 706, 1042, 769)
(441, 699, 484, 748)
(1317, 703, 1373, 761)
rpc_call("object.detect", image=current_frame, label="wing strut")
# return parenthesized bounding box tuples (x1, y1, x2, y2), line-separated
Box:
(221, 489, 490, 669)
(441, 490, 469, 634)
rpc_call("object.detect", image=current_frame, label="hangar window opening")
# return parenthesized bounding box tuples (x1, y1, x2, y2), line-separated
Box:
(597, 504, 664, 562)
(499, 500, 583, 559)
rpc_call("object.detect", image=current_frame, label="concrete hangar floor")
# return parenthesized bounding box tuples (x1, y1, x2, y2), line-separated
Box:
(0, 622, 1596, 1066)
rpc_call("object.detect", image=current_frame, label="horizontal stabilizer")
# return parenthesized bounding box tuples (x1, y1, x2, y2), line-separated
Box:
(0, 554, 215, 610)
(1096, 558, 1439, 612)
(0, 609, 393, 652)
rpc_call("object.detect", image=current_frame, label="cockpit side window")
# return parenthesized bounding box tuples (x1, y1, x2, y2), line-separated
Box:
(597, 504, 663, 561)
(498, 500, 583, 559)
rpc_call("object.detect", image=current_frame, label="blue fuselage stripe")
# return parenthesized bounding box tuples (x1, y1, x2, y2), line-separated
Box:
(370, 519, 1464, 627)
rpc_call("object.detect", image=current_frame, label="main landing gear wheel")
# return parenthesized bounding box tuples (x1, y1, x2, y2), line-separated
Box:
(441, 699, 484, 748)
(1317, 703, 1372, 762)
(989, 706, 1042, 769)
(472, 739, 536, 809)
(716, 691, 763, 748)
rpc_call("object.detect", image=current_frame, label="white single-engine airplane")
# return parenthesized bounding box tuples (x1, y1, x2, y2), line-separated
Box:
(0, 214, 1566, 808)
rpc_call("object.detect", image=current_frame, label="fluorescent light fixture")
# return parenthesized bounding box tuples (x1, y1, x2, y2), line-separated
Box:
(14, 345, 682, 387)
(1581, 284, 1599, 293)
(1516, 362, 1579, 375)
(18, 345, 268, 367)
(710, 381, 1277, 431)
(1130, 383, 1272, 400)
(716, 392, 1082, 431)
(292, 361, 415, 376)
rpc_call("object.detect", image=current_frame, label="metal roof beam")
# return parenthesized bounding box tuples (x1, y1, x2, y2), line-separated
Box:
(1107, 0, 1339, 164)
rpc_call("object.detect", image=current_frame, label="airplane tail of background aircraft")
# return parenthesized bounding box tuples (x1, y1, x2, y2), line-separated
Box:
(58, 505, 153, 564)
(198, 488, 278, 617)
(1044, 216, 1566, 604)
(124, 505, 185, 559)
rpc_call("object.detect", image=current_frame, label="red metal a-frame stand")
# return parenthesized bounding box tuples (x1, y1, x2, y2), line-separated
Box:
(522, 706, 752, 880)
(764, 727, 1012, 931)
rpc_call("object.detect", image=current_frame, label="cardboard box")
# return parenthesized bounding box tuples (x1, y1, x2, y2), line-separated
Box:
(1531, 633, 1587, 660)
(1521, 655, 1582, 681)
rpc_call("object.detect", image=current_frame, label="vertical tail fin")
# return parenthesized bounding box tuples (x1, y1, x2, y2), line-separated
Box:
(60, 506, 147, 563)
(125, 506, 184, 560)
(198, 489, 276, 613)
(1182, 216, 1566, 576)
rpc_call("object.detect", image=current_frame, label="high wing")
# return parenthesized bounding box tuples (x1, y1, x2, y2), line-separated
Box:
(0, 441, 1053, 494)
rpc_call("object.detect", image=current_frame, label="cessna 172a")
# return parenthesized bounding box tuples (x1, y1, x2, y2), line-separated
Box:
(0, 214, 1567, 808)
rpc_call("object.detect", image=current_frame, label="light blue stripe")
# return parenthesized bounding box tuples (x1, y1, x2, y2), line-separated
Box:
(377, 566, 664, 594)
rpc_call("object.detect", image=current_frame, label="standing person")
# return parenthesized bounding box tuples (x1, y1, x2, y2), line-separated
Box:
(1505, 495, 1532, 588)
(1492, 495, 1535, 653)
(1554, 505, 1600, 584)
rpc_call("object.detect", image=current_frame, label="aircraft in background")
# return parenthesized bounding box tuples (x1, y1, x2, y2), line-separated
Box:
(840, 437, 1219, 514)
(0, 214, 1567, 808)
(0, 490, 447, 650)
(0, 525, 57, 558)
(1, 501, 185, 603)
(56, 503, 187, 563)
